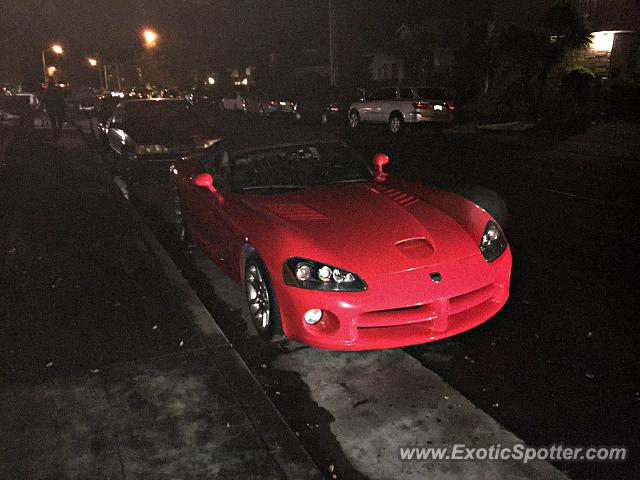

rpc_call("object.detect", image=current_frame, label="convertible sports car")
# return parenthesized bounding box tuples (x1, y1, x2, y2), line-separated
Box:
(173, 136, 511, 350)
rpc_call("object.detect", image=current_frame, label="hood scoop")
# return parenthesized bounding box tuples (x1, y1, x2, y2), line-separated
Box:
(260, 202, 328, 221)
(395, 238, 434, 260)
(374, 186, 419, 207)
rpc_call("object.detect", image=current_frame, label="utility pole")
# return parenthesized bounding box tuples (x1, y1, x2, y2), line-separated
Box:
(103, 64, 109, 90)
(115, 63, 122, 91)
(329, 0, 337, 86)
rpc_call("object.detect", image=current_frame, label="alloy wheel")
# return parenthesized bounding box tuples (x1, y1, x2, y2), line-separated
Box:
(245, 263, 271, 333)
(389, 116, 401, 134)
(348, 111, 359, 128)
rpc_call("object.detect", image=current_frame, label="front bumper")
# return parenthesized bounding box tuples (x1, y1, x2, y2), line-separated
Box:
(273, 250, 511, 350)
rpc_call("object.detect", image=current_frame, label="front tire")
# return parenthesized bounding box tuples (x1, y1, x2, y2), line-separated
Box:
(244, 257, 282, 339)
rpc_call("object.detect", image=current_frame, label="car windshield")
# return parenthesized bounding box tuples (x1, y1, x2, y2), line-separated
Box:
(126, 101, 190, 122)
(228, 142, 371, 192)
(416, 88, 450, 100)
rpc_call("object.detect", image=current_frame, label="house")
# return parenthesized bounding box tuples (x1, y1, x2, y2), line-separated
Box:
(369, 53, 406, 82)
(576, 0, 640, 84)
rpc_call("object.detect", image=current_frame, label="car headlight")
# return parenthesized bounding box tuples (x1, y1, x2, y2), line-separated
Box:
(136, 144, 170, 155)
(479, 220, 508, 262)
(283, 257, 367, 292)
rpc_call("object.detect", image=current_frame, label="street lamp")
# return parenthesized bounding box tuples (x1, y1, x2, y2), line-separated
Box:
(143, 29, 158, 47)
(42, 44, 64, 82)
(87, 58, 104, 90)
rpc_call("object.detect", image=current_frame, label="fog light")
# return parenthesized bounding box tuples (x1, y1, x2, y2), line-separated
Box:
(304, 309, 323, 325)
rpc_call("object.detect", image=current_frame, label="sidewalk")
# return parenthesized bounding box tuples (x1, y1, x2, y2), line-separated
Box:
(450, 120, 640, 163)
(0, 129, 322, 479)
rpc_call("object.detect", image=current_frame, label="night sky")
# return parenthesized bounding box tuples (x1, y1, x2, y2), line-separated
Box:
(0, 0, 556, 87)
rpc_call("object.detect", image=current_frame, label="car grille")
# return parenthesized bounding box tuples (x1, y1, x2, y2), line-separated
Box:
(354, 283, 503, 343)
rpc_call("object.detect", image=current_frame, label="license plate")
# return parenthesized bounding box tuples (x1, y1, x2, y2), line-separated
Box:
(434, 104, 444, 111)
(279, 101, 287, 106)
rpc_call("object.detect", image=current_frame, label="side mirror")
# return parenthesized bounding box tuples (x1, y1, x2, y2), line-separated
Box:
(192, 172, 225, 205)
(192, 172, 217, 193)
(372, 153, 389, 182)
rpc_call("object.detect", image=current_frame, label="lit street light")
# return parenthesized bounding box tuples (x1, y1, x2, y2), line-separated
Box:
(87, 58, 104, 90)
(42, 44, 64, 83)
(143, 29, 158, 47)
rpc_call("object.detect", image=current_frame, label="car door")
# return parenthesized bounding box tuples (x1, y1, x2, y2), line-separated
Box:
(374, 87, 399, 122)
(358, 88, 384, 122)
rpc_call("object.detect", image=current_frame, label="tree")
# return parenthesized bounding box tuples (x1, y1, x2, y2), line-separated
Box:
(454, 0, 495, 102)
(386, 23, 439, 83)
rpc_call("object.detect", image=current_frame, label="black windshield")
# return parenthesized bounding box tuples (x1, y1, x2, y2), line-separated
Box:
(228, 143, 371, 192)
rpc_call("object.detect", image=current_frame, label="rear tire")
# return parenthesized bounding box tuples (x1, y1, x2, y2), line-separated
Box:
(388, 113, 403, 135)
(348, 110, 360, 129)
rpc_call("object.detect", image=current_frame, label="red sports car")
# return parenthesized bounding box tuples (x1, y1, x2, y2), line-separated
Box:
(173, 137, 511, 350)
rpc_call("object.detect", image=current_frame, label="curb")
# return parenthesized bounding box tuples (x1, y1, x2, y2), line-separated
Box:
(76, 126, 325, 480)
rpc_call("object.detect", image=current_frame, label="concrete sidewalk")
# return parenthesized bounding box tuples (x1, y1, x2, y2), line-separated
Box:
(449, 120, 640, 163)
(0, 130, 322, 479)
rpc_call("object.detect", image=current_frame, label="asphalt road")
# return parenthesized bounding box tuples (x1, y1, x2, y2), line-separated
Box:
(102, 112, 638, 480)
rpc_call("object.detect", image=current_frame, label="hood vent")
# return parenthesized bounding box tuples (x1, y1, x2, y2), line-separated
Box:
(395, 238, 434, 259)
(261, 202, 328, 221)
(374, 186, 419, 207)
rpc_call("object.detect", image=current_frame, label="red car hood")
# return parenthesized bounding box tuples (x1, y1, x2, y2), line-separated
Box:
(240, 182, 482, 276)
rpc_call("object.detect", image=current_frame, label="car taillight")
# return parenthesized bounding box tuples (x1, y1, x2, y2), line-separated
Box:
(447, 104, 456, 111)
(330, 102, 339, 112)
(414, 101, 429, 109)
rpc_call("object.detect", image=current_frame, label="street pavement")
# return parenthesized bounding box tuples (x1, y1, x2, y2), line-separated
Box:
(1, 115, 637, 479)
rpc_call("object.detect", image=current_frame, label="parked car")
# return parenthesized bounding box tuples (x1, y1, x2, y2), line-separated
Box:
(296, 86, 364, 125)
(173, 134, 511, 350)
(15, 93, 40, 110)
(244, 88, 297, 116)
(104, 98, 218, 172)
(347, 86, 455, 134)
(220, 91, 247, 111)
(0, 94, 40, 127)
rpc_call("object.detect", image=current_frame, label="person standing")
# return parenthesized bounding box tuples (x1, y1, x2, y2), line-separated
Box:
(43, 79, 66, 139)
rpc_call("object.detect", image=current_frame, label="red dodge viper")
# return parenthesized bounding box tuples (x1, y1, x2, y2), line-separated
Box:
(173, 137, 511, 350)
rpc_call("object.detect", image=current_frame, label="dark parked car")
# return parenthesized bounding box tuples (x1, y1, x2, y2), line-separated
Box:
(295, 86, 364, 125)
(105, 98, 218, 167)
(104, 98, 220, 226)
(0, 94, 40, 127)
